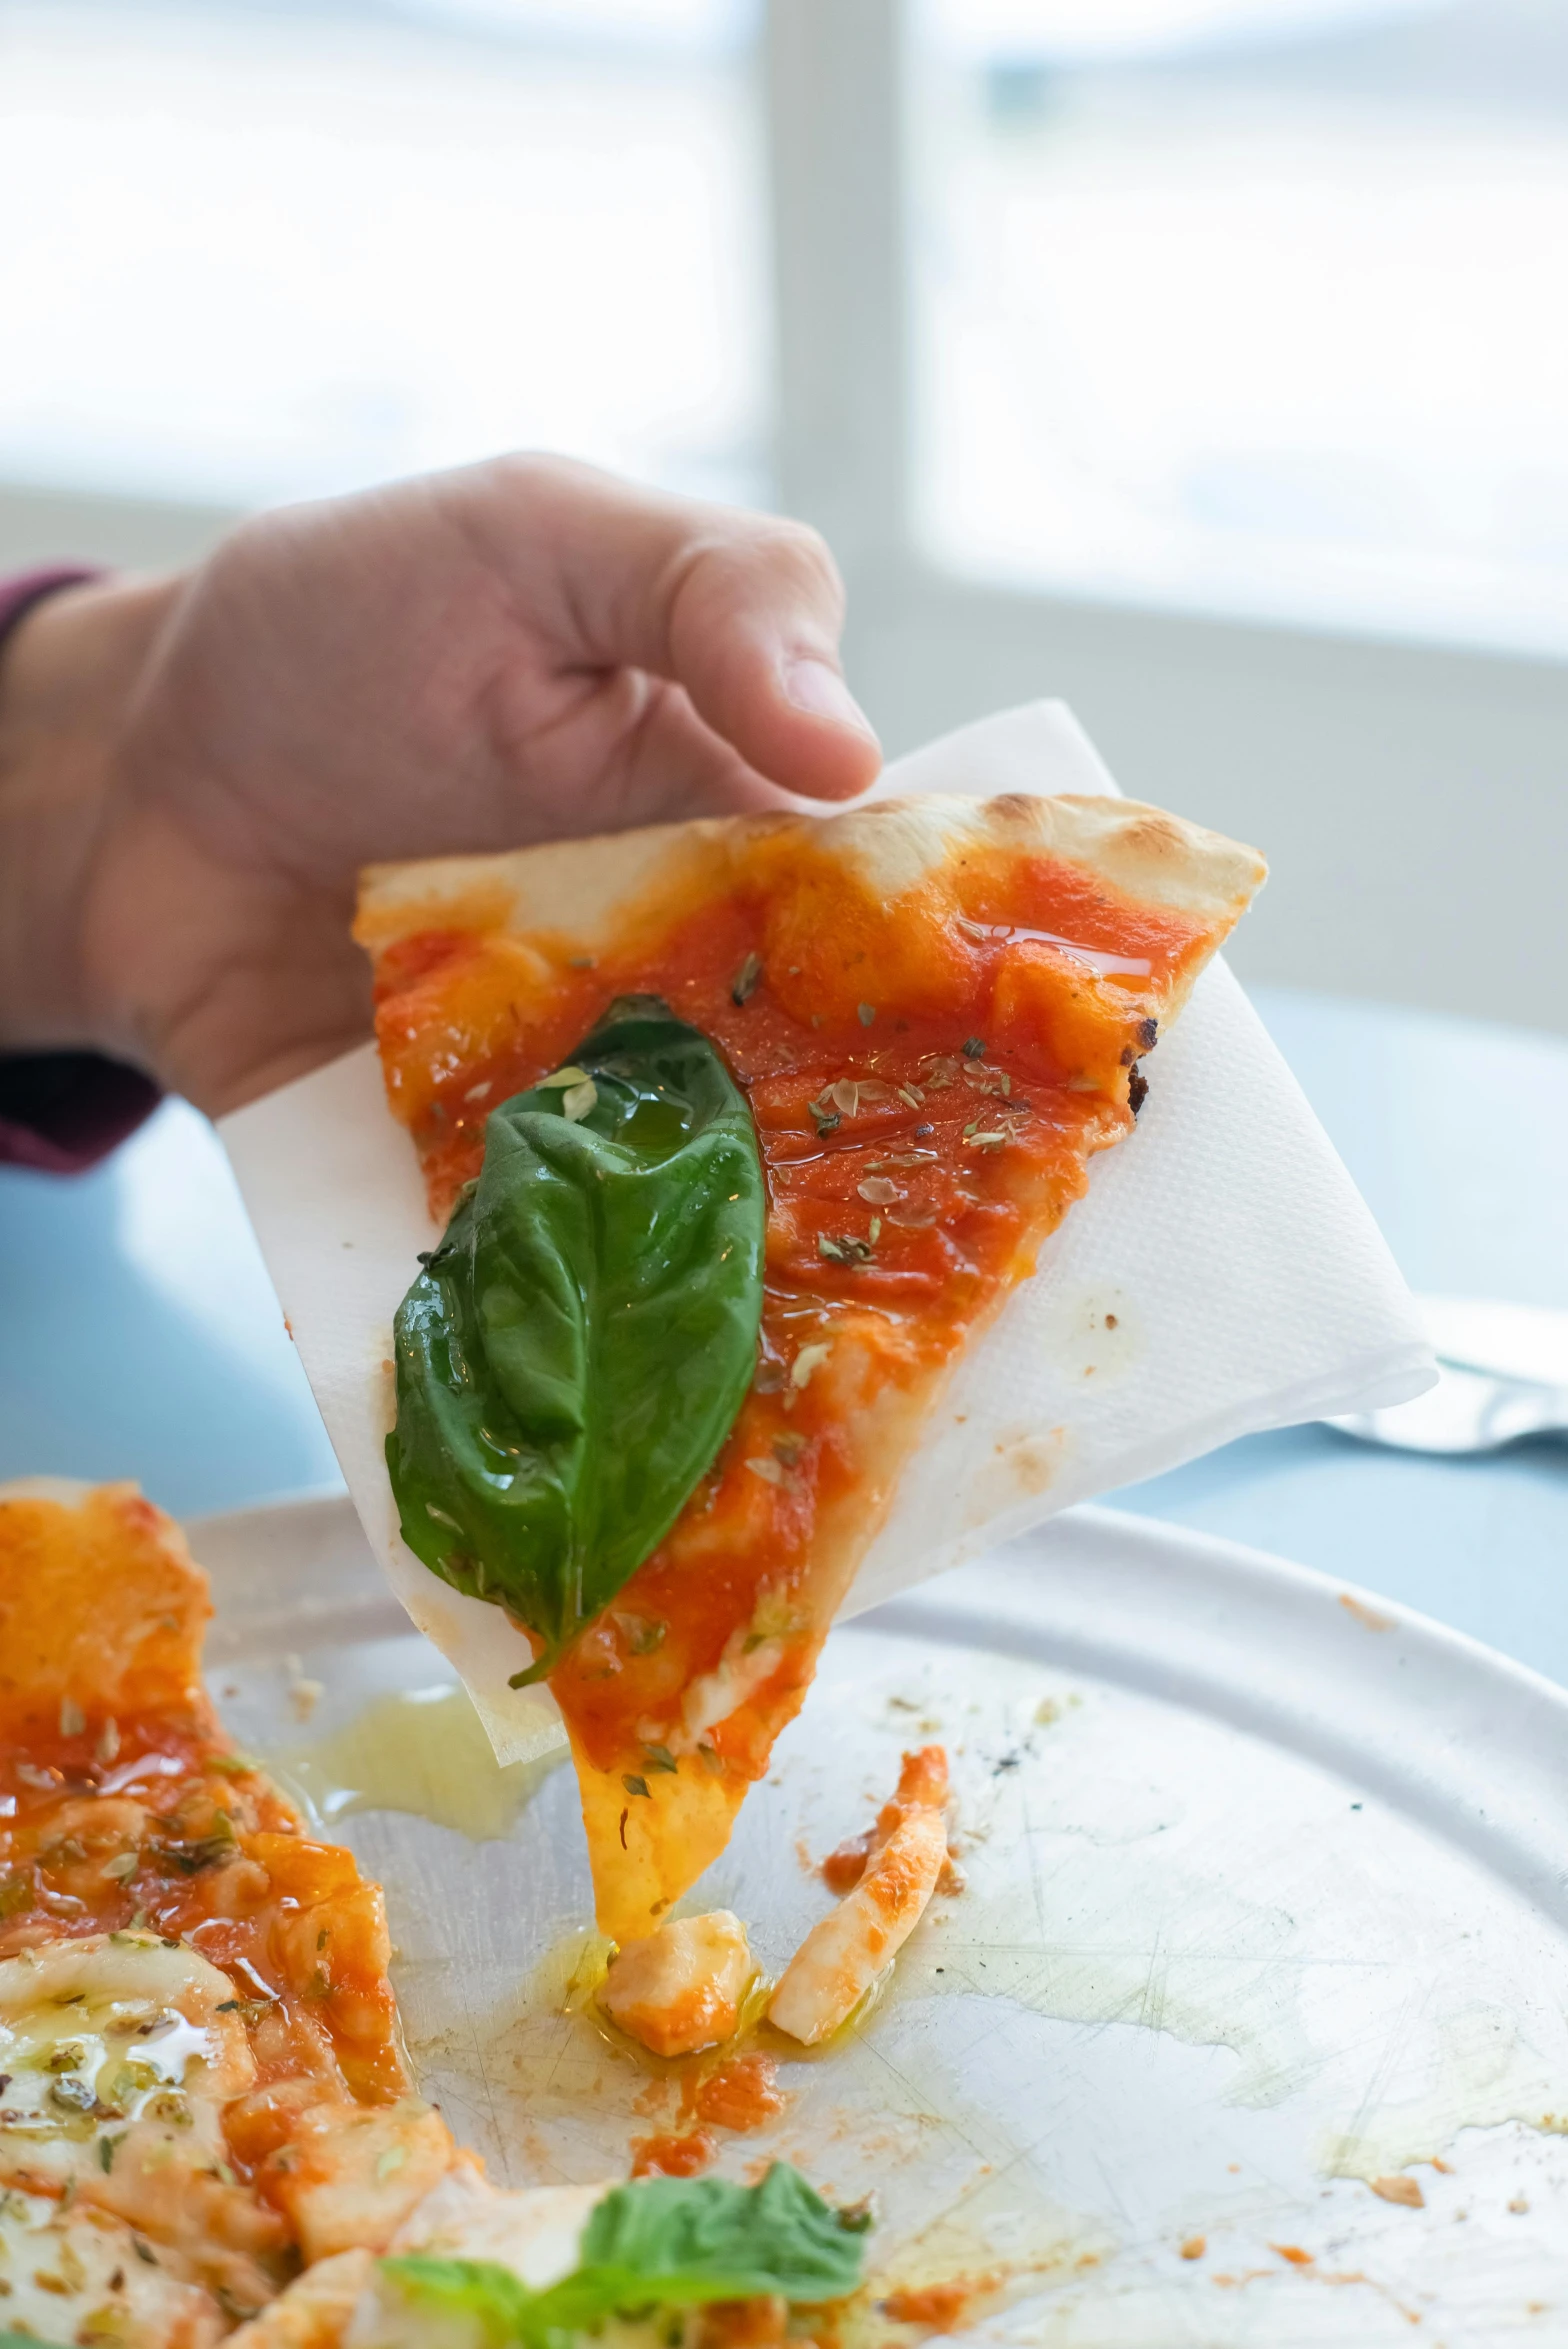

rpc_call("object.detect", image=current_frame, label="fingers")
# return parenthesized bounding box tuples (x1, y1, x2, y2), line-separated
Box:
(659, 514, 881, 804)
(454, 456, 883, 805)
(585, 674, 864, 835)
(484, 659, 866, 847)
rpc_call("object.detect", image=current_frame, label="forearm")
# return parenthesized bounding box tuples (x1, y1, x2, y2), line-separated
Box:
(0, 573, 180, 1054)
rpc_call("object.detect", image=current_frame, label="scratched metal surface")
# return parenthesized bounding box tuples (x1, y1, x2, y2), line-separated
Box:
(196, 1493, 1568, 2346)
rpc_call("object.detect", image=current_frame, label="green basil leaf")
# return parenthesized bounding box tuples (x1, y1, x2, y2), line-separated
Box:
(381, 2164, 869, 2346)
(376, 2255, 548, 2349)
(387, 995, 765, 1677)
(574, 2162, 869, 2305)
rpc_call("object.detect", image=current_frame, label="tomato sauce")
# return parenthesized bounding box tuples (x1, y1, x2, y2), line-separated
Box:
(0, 1716, 407, 2110)
(682, 2052, 787, 2133)
(882, 2276, 1001, 2328)
(630, 2125, 717, 2178)
(372, 841, 1208, 1794)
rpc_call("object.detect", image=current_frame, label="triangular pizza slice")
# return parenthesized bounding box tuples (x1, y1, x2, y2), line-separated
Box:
(356, 792, 1265, 1942)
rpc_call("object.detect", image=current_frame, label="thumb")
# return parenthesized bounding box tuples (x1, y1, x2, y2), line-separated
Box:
(467, 457, 883, 804)
(661, 515, 883, 804)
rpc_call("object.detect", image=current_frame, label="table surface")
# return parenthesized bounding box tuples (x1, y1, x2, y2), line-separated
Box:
(4, 985, 1566, 1681)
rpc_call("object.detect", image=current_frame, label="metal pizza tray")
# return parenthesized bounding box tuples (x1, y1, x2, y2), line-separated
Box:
(193, 1494, 1568, 2346)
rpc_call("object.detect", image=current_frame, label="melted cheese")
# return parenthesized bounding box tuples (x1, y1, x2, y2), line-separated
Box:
(599, 1910, 753, 2057)
(0, 1931, 252, 2177)
(0, 2187, 226, 2348)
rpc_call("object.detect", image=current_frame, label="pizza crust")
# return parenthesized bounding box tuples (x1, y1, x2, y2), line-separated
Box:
(0, 1481, 212, 1741)
(355, 792, 1266, 974)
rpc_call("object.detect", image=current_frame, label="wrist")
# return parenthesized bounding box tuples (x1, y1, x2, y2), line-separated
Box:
(0, 572, 181, 1055)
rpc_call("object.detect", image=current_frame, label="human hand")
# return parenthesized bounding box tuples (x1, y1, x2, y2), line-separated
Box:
(0, 457, 880, 1115)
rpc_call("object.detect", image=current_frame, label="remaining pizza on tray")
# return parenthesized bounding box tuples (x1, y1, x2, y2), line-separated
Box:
(0, 1484, 872, 2348)
(355, 792, 1265, 1943)
(0, 1481, 454, 2341)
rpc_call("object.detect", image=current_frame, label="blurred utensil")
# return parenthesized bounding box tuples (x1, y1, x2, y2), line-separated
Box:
(1328, 1296, 1568, 1456)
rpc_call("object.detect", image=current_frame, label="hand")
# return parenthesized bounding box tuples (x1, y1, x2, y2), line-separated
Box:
(0, 457, 880, 1116)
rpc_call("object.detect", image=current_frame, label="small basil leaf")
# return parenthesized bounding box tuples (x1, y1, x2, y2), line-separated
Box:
(376, 2256, 540, 2348)
(575, 2163, 869, 2306)
(387, 995, 765, 1676)
(380, 2164, 869, 2346)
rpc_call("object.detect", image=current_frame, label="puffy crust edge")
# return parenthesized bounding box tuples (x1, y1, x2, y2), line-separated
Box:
(0, 1481, 212, 1738)
(354, 792, 1266, 963)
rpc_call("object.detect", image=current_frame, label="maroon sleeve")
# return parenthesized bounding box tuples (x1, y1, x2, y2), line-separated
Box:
(0, 567, 163, 1175)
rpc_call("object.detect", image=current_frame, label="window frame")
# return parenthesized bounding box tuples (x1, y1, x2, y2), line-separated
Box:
(2, 0, 1565, 1031)
(763, 0, 1568, 1034)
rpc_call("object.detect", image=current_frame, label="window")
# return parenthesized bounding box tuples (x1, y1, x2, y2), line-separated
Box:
(914, 0, 1568, 654)
(0, 0, 765, 511)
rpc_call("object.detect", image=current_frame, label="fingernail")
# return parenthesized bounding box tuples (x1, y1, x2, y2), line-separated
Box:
(783, 657, 879, 742)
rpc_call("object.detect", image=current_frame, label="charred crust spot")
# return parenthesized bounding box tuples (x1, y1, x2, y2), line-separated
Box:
(1121, 814, 1185, 858)
(1128, 1067, 1149, 1116)
(1138, 1017, 1159, 1051)
(987, 792, 1039, 826)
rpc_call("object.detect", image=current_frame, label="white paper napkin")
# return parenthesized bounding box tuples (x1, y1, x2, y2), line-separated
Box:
(221, 701, 1433, 1762)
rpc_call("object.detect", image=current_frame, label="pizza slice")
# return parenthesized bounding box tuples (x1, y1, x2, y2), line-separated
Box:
(356, 791, 1265, 1943)
(0, 1482, 461, 2340)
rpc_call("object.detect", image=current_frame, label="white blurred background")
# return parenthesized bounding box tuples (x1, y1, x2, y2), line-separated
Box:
(3, 0, 1566, 1025)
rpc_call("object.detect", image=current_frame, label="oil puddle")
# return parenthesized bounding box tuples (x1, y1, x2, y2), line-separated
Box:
(277, 1681, 565, 1841)
(1317, 2001, 1568, 2183)
(803, 1641, 1568, 2199)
